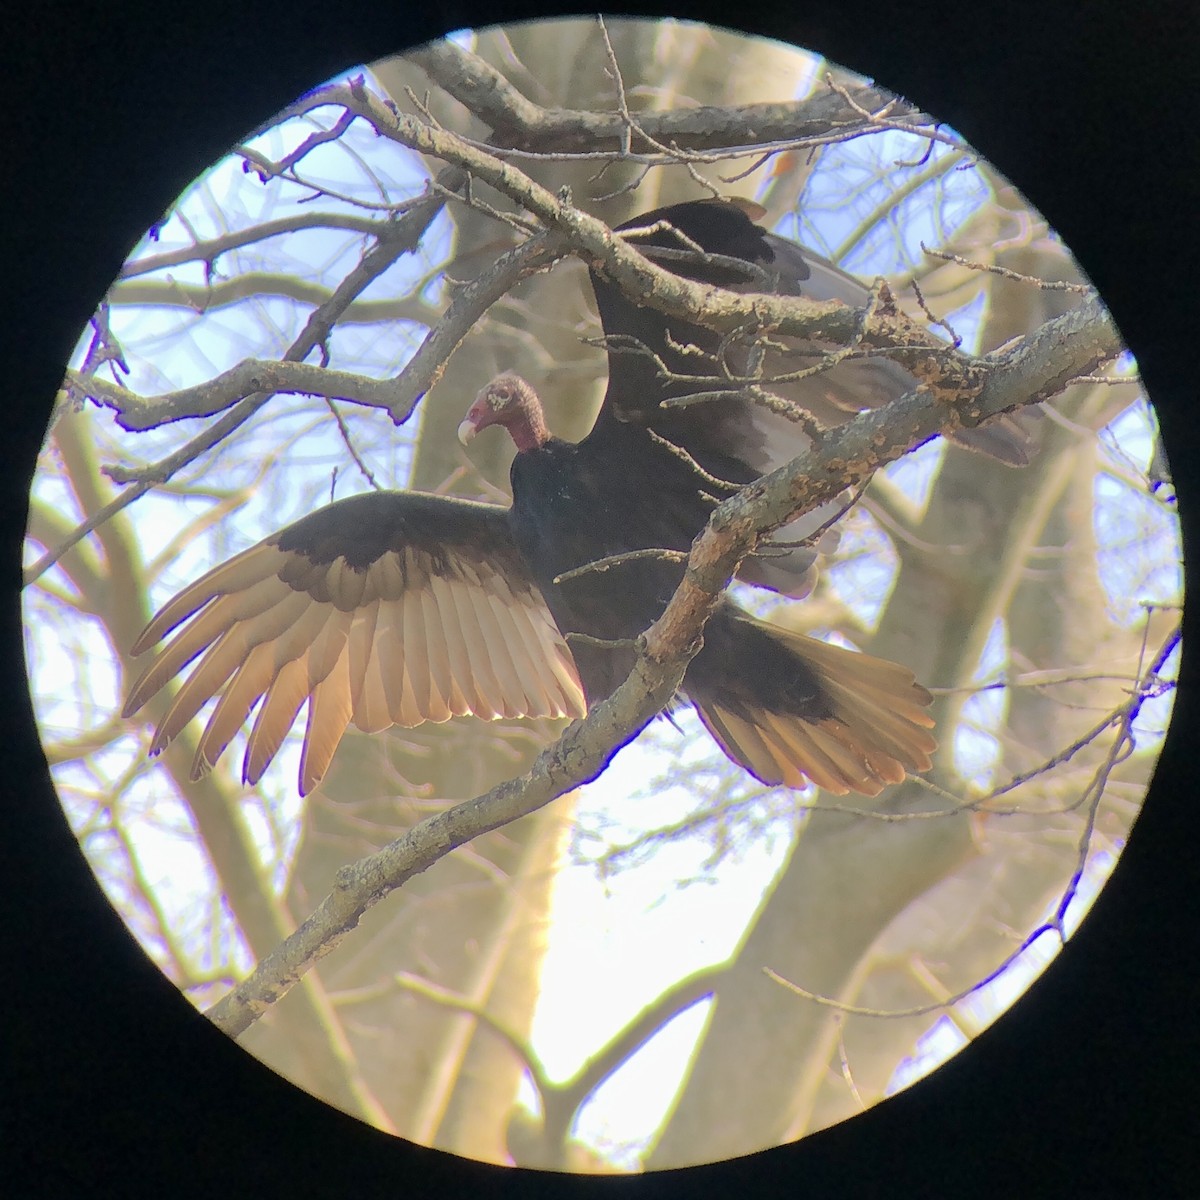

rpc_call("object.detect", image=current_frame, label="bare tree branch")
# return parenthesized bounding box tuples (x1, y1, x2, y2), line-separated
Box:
(384, 228, 565, 424)
(118, 211, 387, 278)
(26, 188, 451, 586)
(395, 957, 726, 1167)
(68, 95, 1120, 498)
(921, 243, 1096, 292)
(69, 360, 402, 431)
(404, 40, 943, 157)
(71, 226, 565, 440)
(110, 273, 439, 326)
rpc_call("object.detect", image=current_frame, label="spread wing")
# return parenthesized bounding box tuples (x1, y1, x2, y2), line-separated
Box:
(123, 490, 585, 795)
(592, 199, 1038, 466)
(586, 200, 1038, 594)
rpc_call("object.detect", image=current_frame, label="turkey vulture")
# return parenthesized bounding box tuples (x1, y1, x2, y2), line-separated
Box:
(124, 199, 1026, 797)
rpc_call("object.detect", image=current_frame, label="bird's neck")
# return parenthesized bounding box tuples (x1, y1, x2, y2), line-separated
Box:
(508, 400, 550, 452)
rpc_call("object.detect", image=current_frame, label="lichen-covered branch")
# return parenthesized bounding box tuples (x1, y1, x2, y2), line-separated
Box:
(70, 90, 1117, 502)
(322, 82, 1025, 398)
(70, 360, 401, 431)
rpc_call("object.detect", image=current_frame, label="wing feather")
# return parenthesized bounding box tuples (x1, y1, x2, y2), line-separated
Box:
(372, 599, 409, 726)
(415, 578, 465, 715)
(460, 579, 529, 714)
(392, 591, 427, 724)
(244, 654, 312, 785)
(508, 601, 572, 717)
(427, 572, 491, 717)
(470, 578, 547, 710)
(122, 574, 289, 716)
(131, 544, 291, 653)
(125, 490, 579, 794)
(346, 598, 381, 715)
(696, 705, 781, 786)
(485, 567, 585, 718)
(506, 600, 570, 716)
(354, 646, 393, 735)
(454, 577, 520, 717)
(149, 588, 310, 752)
(192, 638, 278, 781)
(348, 599, 398, 734)
(401, 578, 446, 723)
(307, 607, 353, 686)
(301, 645, 353, 794)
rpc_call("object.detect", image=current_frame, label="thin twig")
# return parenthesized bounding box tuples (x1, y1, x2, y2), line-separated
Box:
(823, 74, 965, 151)
(910, 278, 961, 347)
(554, 547, 688, 585)
(119, 211, 387, 279)
(921, 242, 1095, 293)
(596, 16, 718, 197)
(765, 918, 1055, 1018)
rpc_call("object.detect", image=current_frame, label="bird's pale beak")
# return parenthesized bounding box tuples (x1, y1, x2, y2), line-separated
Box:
(457, 417, 478, 446)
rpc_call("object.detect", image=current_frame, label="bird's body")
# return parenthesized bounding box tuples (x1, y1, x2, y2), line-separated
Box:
(483, 375, 932, 796)
(119, 197, 1036, 797)
(508, 418, 709, 700)
(502, 393, 833, 724)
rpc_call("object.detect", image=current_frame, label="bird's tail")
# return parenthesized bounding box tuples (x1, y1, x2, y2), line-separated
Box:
(692, 620, 936, 796)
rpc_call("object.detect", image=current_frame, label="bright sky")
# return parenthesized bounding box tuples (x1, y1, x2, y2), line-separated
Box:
(23, 49, 1182, 1170)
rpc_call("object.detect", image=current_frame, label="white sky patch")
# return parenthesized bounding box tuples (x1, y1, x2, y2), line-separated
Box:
(1093, 479, 1181, 624)
(570, 999, 714, 1169)
(824, 507, 899, 630)
(531, 740, 795, 1080)
(883, 436, 944, 515)
(953, 618, 1009, 788)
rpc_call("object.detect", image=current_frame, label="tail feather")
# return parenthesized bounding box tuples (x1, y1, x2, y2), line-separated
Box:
(765, 710, 874, 793)
(761, 713, 847, 792)
(820, 676, 935, 756)
(701, 706, 792, 787)
(693, 623, 936, 796)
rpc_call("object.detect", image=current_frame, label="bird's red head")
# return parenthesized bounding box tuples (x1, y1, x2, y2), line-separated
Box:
(458, 373, 549, 452)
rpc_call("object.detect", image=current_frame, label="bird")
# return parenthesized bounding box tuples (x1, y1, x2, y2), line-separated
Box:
(123, 198, 1030, 798)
